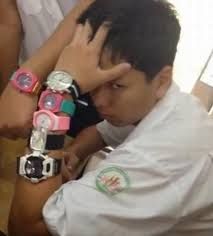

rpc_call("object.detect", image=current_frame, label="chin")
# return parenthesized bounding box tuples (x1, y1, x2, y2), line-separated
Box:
(106, 119, 130, 127)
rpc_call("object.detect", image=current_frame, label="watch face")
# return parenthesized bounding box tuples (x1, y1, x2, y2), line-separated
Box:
(25, 155, 44, 179)
(43, 93, 57, 110)
(35, 112, 52, 129)
(47, 71, 73, 92)
(17, 73, 33, 89)
(30, 128, 47, 152)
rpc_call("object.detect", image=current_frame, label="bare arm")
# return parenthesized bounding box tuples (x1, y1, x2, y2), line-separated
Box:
(0, 0, 22, 92)
(8, 173, 61, 236)
(8, 126, 105, 236)
(66, 125, 106, 160)
(191, 80, 213, 111)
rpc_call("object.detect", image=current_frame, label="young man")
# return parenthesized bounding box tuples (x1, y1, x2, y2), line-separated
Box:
(9, 0, 213, 235)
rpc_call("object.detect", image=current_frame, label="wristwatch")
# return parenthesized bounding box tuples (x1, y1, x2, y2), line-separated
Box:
(30, 127, 48, 154)
(46, 71, 81, 99)
(33, 109, 70, 131)
(17, 152, 62, 183)
(30, 128, 65, 153)
(10, 68, 41, 94)
(38, 90, 76, 116)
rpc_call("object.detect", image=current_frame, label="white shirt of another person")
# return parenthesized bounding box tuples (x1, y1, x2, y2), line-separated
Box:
(16, 0, 78, 59)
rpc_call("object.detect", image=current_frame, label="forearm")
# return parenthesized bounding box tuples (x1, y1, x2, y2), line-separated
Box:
(7, 125, 104, 235)
(66, 125, 106, 160)
(8, 174, 62, 236)
(21, 0, 93, 82)
(0, 0, 22, 91)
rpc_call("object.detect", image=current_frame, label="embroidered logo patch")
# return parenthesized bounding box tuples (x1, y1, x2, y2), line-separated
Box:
(96, 167, 130, 195)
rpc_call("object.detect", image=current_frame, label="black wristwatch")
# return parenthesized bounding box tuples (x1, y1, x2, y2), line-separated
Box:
(29, 128, 65, 153)
(17, 152, 62, 183)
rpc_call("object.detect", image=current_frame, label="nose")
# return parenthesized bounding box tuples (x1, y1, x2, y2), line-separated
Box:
(91, 86, 111, 110)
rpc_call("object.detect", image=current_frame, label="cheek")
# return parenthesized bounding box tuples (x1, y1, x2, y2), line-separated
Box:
(117, 89, 151, 117)
(111, 90, 141, 115)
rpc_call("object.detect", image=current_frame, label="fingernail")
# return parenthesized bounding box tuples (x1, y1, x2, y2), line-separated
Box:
(123, 63, 132, 69)
(103, 21, 111, 28)
(67, 164, 72, 169)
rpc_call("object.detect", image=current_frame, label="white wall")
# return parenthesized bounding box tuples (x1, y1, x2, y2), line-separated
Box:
(169, 0, 213, 92)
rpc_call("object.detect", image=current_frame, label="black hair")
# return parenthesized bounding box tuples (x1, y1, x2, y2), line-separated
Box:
(78, 0, 181, 79)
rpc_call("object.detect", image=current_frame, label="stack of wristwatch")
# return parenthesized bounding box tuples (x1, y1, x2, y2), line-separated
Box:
(11, 69, 80, 183)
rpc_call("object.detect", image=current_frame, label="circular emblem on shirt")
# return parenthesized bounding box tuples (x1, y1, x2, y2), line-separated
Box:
(96, 166, 130, 195)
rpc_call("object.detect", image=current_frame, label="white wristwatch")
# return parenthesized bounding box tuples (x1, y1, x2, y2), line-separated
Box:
(17, 152, 62, 183)
(46, 71, 81, 99)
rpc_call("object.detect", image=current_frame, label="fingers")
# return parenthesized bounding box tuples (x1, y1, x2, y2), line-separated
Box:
(90, 23, 110, 55)
(100, 62, 131, 82)
(82, 20, 93, 43)
(71, 24, 84, 45)
(74, 0, 94, 17)
(67, 154, 81, 171)
(71, 21, 93, 45)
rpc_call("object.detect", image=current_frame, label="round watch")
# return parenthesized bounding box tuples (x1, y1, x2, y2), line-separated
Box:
(46, 71, 81, 99)
(10, 68, 41, 94)
(33, 109, 70, 131)
(38, 90, 76, 116)
(17, 152, 62, 183)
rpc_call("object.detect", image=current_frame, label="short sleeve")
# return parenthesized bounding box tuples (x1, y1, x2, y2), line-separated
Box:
(43, 150, 182, 236)
(96, 120, 134, 148)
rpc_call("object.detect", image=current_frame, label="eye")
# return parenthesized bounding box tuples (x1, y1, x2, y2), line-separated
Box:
(111, 83, 125, 89)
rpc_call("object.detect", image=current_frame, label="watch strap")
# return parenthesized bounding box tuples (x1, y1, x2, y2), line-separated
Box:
(45, 134, 65, 151)
(68, 79, 81, 100)
(56, 115, 70, 131)
(52, 158, 62, 176)
(16, 156, 21, 175)
(61, 100, 76, 116)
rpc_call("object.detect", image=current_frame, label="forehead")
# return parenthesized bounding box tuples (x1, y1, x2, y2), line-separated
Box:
(100, 48, 148, 84)
(100, 48, 118, 69)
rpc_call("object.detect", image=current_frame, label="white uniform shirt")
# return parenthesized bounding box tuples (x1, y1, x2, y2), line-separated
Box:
(43, 83, 213, 236)
(16, 0, 78, 59)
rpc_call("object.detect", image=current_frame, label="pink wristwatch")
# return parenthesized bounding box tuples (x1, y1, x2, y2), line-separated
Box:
(33, 110, 70, 131)
(38, 90, 76, 116)
(10, 68, 41, 94)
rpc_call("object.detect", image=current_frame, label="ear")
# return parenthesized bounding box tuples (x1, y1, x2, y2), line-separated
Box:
(154, 66, 172, 99)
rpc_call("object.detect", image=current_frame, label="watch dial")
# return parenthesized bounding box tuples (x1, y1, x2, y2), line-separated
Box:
(30, 128, 47, 151)
(36, 113, 52, 129)
(47, 72, 72, 91)
(43, 94, 57, 110)
(57, 73, 72, 84)
(25, 155, 44, 178)
(17, 74, 32, 89)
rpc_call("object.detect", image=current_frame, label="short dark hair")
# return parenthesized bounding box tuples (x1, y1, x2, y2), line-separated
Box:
(78, 0, 181, 79)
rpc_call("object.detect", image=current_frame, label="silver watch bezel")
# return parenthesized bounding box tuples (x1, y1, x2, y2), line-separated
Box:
(46, 71, 74, 93)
